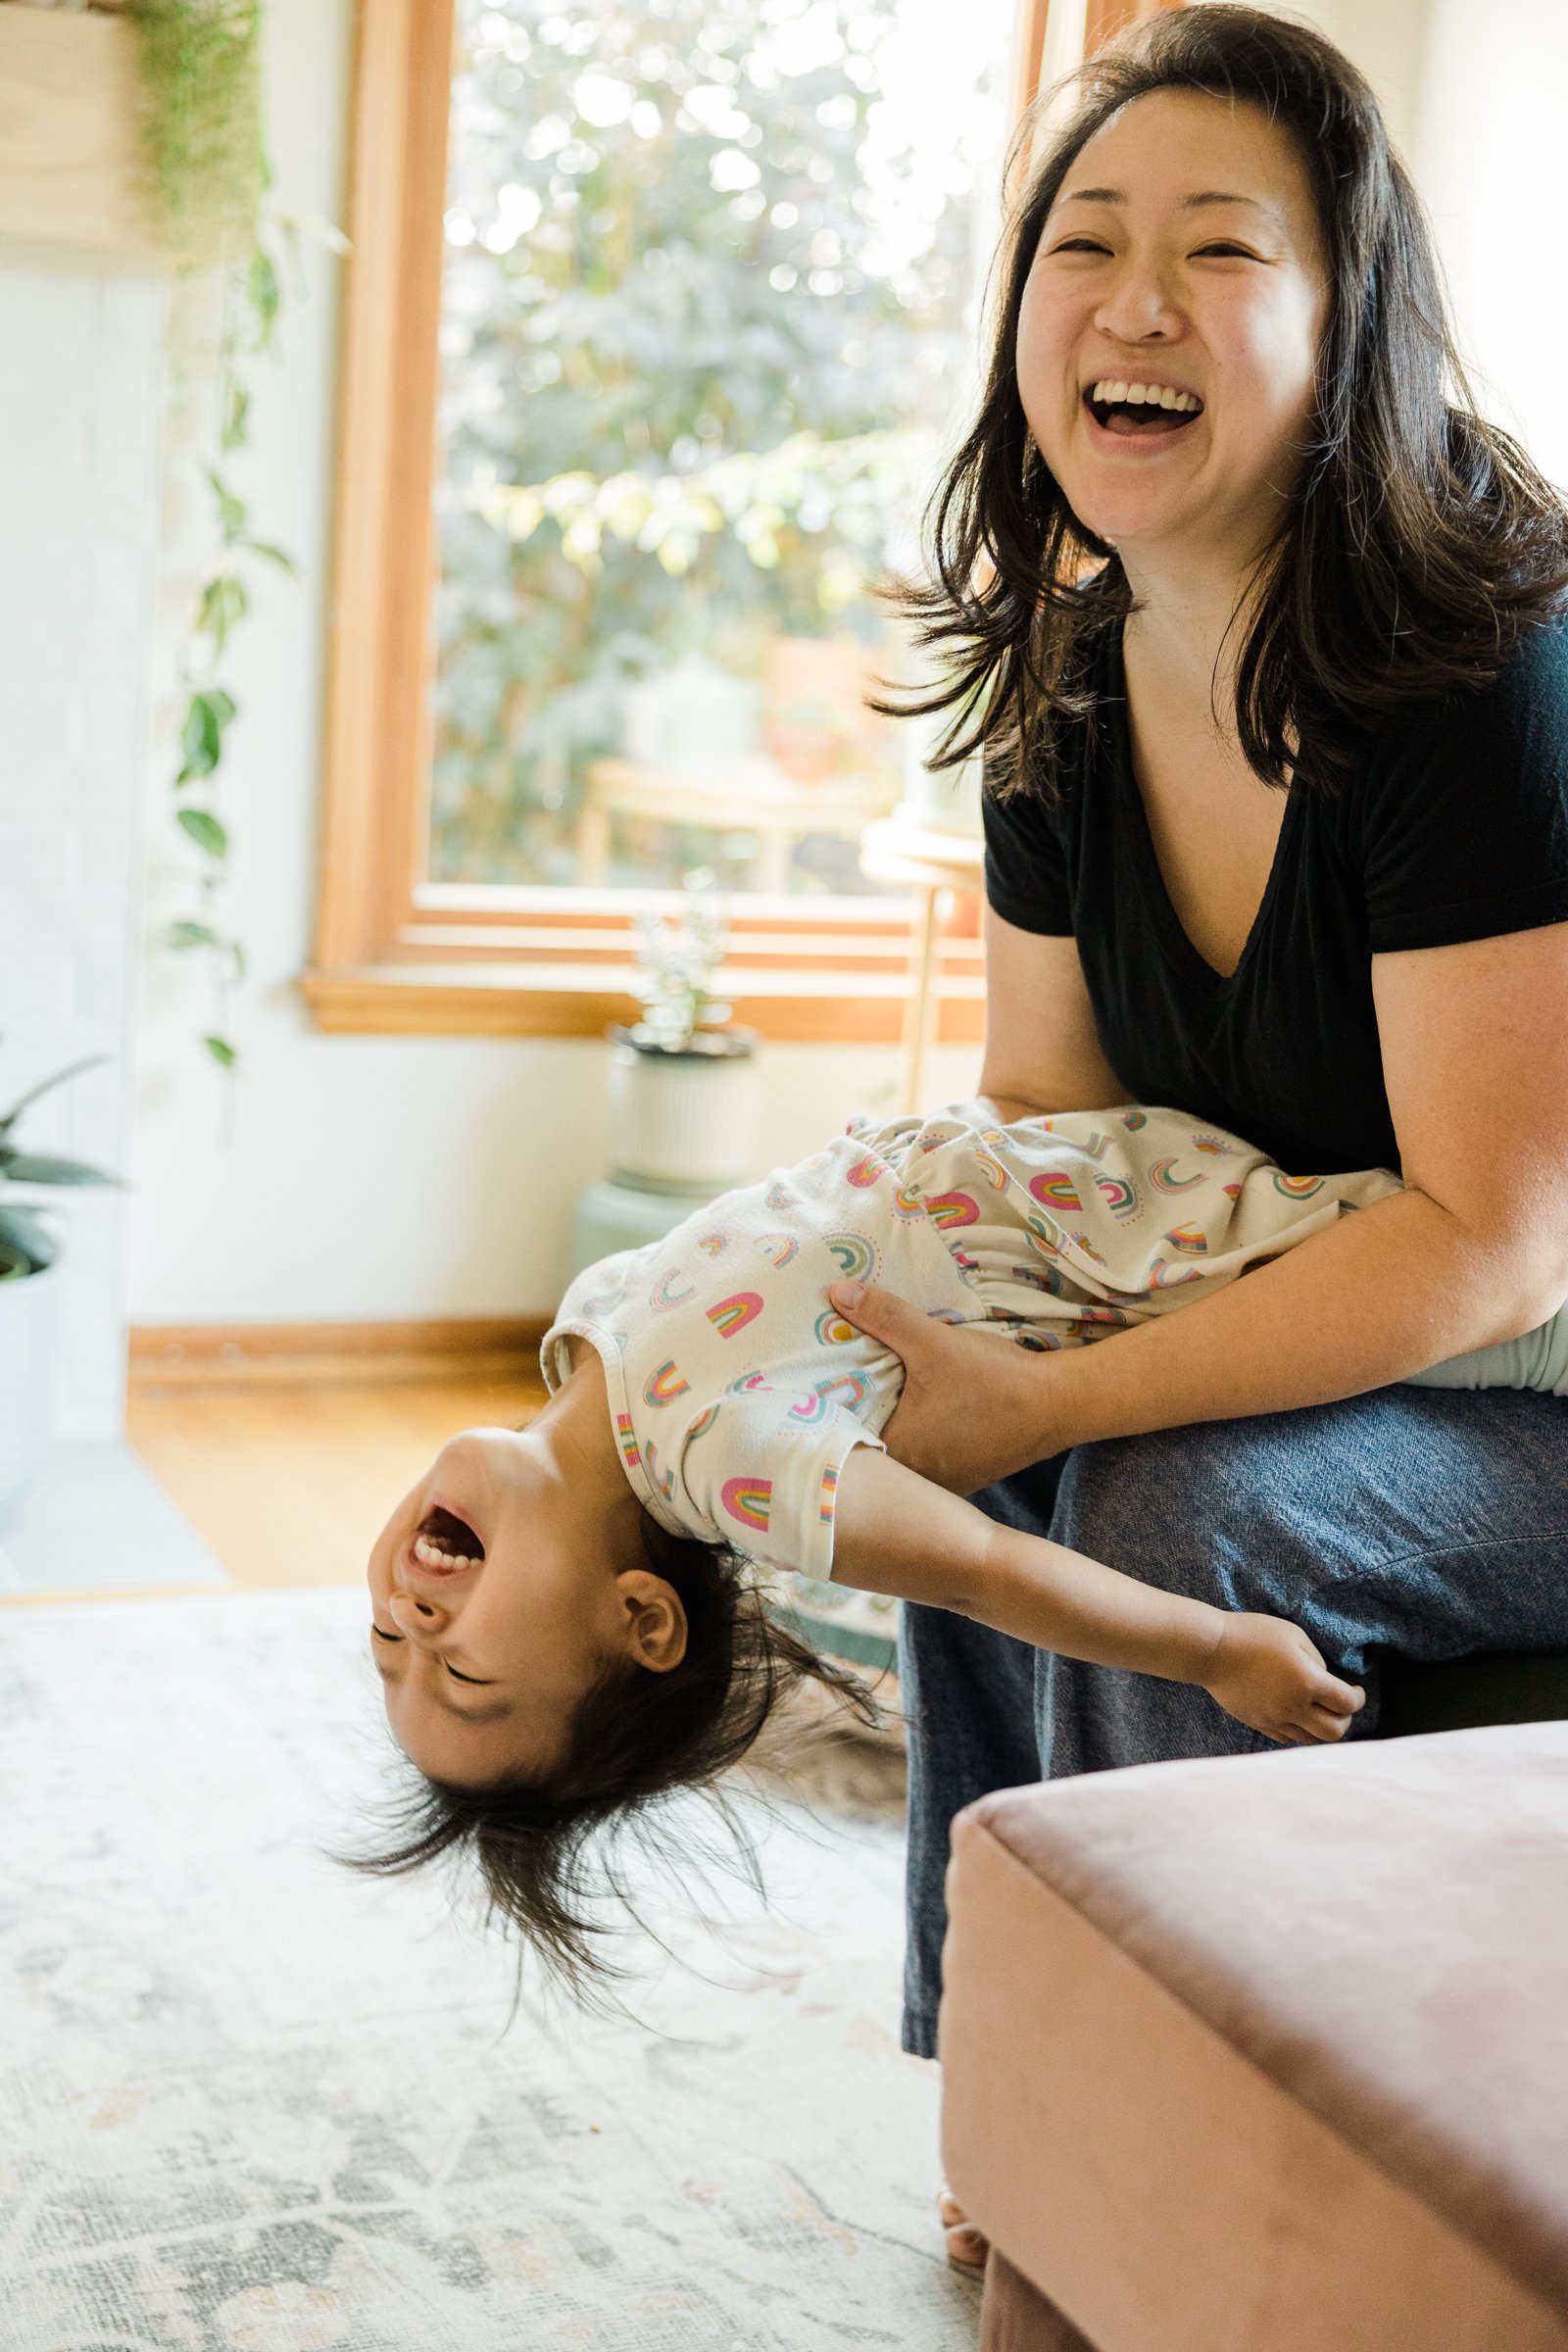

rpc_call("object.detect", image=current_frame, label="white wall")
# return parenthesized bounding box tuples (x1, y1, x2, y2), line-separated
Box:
(0, 265, 165, 1434)
(125, 0, 1565, 1334)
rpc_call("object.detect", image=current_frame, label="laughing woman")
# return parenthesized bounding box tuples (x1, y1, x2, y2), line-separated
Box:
(827, 0, 1568, 2235)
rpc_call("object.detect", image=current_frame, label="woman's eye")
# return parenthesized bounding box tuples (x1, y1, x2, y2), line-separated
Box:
(1049, 237, 1111, 256)
(446, 1664, 486, 1686)
(1193, 241, 1257, 260)
(371, 1625, 403, 1643)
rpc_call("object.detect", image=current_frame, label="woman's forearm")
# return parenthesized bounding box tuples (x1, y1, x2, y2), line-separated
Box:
(1040, 1185, 1550, 1455)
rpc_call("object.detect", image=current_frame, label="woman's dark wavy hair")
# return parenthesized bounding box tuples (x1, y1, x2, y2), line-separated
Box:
(901, 2, 1568, 795)
(348, 1510, 877, 2004)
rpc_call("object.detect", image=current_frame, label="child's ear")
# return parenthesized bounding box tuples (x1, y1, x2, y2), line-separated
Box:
(614, 1570, 689, 1673)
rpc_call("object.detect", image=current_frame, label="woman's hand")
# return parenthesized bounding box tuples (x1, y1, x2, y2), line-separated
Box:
(1200, 1613, 1366, 1746)
(828, 1280, 1067, 1493)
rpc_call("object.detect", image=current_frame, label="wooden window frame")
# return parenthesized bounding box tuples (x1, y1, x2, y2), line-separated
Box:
(301, 0, 1063, 1043)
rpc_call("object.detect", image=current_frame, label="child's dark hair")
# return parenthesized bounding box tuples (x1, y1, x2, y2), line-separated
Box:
(350, 1510, 879, 2001)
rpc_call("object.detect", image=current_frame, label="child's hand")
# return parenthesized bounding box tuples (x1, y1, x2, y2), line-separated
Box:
(1201, 1612, 1366, 1745)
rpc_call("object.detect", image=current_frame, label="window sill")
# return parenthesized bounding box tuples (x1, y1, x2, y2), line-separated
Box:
(299, 962, 986, 1045)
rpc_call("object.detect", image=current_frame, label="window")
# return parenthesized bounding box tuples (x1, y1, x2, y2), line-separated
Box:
(306, 0, 1063, 1040)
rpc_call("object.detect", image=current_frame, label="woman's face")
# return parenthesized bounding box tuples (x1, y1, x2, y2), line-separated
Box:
(1016, 88, 1330, 573)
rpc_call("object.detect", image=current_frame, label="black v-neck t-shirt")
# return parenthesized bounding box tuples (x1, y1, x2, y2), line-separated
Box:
(983, 617, 1568, 1175)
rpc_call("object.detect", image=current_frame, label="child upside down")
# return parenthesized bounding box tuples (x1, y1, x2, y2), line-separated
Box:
(361, 1101, 1568, 1987)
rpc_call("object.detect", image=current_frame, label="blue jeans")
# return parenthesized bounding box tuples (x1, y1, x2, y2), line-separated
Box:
(900, 1386, 1568, 2058)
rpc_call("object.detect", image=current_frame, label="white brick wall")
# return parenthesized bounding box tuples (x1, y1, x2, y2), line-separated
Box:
(0, 265, 166, 1439)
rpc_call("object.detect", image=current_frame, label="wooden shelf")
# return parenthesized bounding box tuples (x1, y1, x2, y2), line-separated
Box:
(0, 6, 163, 268)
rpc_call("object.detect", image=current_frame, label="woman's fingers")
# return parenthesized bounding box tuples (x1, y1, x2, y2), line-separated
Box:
(828, 1279, 928, 1357)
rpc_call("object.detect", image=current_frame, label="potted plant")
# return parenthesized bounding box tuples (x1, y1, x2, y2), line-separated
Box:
(608, 871, 760, 1194)
(0, 1053, 120, 1518)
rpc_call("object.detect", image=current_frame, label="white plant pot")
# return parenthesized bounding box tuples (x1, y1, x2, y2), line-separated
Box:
(0, 1257, 60, 1520)
(607, 1032, 760, 1194)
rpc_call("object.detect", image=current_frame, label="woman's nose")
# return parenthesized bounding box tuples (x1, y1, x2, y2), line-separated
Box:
(388, 1589, 446, 1638)
(1095, 264, 1180, 345)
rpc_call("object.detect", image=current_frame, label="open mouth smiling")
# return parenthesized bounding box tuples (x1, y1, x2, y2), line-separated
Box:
(1084, 377, 1205, 437)
(410, 1503, 486, 1573)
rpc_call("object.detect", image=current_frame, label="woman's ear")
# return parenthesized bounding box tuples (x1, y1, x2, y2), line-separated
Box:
(613, 1570, 689, 1673)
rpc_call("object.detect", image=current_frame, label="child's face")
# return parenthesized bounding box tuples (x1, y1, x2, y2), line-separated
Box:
(366, 1425, 632, 1788)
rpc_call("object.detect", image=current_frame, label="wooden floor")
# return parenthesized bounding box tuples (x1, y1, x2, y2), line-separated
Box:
(126, 1366, 549, 1591)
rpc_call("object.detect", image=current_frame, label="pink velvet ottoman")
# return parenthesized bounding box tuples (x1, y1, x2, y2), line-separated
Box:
(939, 1724, 1568, 2352)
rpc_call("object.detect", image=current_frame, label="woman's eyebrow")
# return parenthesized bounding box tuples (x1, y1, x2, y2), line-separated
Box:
(1057, 187, 1276, 218)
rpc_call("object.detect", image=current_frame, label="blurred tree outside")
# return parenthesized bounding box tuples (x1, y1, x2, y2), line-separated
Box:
(431, 0, 1013, 892)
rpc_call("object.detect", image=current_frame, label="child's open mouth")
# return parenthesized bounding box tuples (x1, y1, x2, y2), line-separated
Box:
(1084, 377, 1204, 438)
(411, 1504, 485, 1572)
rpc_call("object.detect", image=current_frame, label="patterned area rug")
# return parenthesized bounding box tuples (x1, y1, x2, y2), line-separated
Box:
(0, 1590, 979, 2350)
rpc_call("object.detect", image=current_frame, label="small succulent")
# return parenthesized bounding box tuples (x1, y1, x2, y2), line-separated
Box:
(630, 869, 735, 1052)
(0, 1053, 121, 1282)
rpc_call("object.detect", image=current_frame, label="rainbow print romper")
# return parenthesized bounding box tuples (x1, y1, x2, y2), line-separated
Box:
(540, 1102, 1426, 1583)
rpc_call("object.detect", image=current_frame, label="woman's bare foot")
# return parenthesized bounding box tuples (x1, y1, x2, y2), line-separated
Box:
(938, 2181, 990, 2272)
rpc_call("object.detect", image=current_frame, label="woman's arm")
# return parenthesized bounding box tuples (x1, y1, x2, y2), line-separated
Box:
(830, 1445, 1363, 1744)
(833, 922, 1568, 1491)
(974, 907, 1125, 1120)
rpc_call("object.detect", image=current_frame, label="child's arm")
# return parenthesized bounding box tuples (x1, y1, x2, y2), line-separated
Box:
(830, 1445, 1364, 1746)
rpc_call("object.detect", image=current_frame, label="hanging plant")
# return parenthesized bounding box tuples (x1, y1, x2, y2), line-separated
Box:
(121, 0, 308, 1076)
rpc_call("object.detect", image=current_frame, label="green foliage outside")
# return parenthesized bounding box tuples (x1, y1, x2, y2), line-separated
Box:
(433, 0, 1008, 890)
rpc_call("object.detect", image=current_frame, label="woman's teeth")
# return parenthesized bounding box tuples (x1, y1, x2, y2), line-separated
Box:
(1089, 379, 1201, 413)
(413, 1534, 480, 1571)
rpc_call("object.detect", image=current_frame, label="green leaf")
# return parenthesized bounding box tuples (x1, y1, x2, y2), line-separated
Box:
(0, 1205, 56, 1273)
(178, 806, 230, 860)
(204, 1034, 239, 1071)
(196, 573, 248, 653)
(221, 381, 251, 452)
(208, 467, 249, 542)
(243, 539, 300, 577)
(228, 940, 248, 983)
(250, 247, 280, 336)
(176, 689, 238, 786)
(2, 1152, 120, 1188)
(168, 918, 221, 952)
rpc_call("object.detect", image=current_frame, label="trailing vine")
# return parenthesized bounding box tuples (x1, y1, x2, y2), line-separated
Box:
(123, 0, 298, 1074)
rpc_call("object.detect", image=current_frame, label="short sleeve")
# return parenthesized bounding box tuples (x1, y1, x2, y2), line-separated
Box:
(983, 774, 1075, 937)
(1359, 620, 1568, 955)
(672, 1390, 883, 1582)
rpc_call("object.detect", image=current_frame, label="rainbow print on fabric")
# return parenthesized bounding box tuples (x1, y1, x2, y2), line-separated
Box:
(1071, 1233, 1107, 1265)
(892, 1184, 925, 1220)
(721, 1475, 772, 1533)
(1121, 1108, 1149, 1131)
(813, 1371, 869, 1413)
(1025, 1215, 1060, 1255)
(614, 1412, 641, 1470)
(787, 1391, 833, 1425)
(1223, 1181, 1244, 1199)
(1148, 1255, 1205, 1289)
(1164, 1221, 1210, 1255)
(1150, 1157, 1206, 1195)
(1272, 1172, 1325, 1198)
(1095, 1174, 1139, 1218)
(707, 1290, 764, 1339)
(975, 1154, 1009, 1192)
(826, 1232, 875, 1280)
(697, 1233, 727, 1256)
(727, 1369, 774, 1395)
(1030, 1171, 1083, 1214)
(754, 1232, 799, 1268)
(642, 1440, 677, 1502)
(650, 1270, 695, 1311)
(814, 1308, 857, 1346)
(845, 1155, 883, 1190)
(819, 1464, 839, 1525)
(686, 1403, 721, 1441)
(926, 1306, 966, 1325)
(643, 1360, 690, 1407)
(925, 1191, 980, 1230)
(1192, 1130, 1238, 1156)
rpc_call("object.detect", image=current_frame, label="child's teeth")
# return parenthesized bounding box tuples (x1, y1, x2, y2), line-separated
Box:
(414, 1535, 474, 1569)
